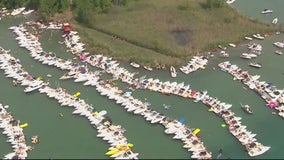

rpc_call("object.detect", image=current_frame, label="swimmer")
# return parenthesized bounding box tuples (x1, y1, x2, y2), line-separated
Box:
(164, 105, 171, 110)
(217, 148, 223, 159)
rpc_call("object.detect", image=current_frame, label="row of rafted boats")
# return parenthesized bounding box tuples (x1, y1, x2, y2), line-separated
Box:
(219, 61, 284, 117)
(0, 102, 33, 159)
(0, 47, 139, 159)
(8, 22, 272, 157)
(0, 47, 213, 160)
(8, 23, 214, 159)
(7, 23, 214, 159)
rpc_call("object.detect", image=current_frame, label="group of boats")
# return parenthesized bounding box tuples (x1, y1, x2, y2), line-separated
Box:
(0, 102, 33, 159)
(7, 25, 214, 159)
(2, 7, 34, 17)
(179, 56, 208, 74)
(219, 61, 284, 118)
(0, 46, 139, 159)
(260, 8, 278, 24)
(240, 43, 264, 68)
(5, 17, 275, 158)
(273, 41, 284, 55)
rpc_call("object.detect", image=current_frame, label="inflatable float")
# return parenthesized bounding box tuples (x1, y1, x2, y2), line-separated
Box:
(193, 128, 201, 135)
(36, 76, 43, 81)
(106, 145, 131, 155)
(106, 149, 119, 156)
(31, 135, 39, 144)
(20, 123, 28, 128)
(73, 92, 81, 97)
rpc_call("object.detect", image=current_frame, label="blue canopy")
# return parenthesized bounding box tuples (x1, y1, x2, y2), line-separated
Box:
(179, 118, 185, 124)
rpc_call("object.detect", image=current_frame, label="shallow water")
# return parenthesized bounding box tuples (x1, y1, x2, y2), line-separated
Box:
(0, 1, 284, 159)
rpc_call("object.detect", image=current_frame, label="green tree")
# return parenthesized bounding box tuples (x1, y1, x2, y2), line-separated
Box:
(57, 0, 70, 13)
(26, 0, 40, 9)
(0, 0, 29, 9)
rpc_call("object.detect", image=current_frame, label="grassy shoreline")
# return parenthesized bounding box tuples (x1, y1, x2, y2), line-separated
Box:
(64, 0, 280, 67)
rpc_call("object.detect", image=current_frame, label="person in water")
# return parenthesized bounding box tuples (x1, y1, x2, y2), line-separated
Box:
(217, 149, 223, 159)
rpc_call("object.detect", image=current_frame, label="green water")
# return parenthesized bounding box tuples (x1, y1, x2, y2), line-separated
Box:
(0, 1, 284, 159)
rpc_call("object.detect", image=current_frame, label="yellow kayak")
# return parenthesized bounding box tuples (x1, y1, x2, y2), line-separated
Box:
(105, 149, 119, 156)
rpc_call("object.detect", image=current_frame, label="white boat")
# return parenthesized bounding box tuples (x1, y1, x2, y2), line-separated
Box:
(170, 66, 177, 77)
(261, 9, 273, 14)
(220, 51, 229, 58)
(130, 62, 140, 68)
(272, 18, 278, 24)
(218, 45, 227, 50)
(241, 104, 253, 114)
(247, 142, 270, 157)
(11, 7, 25, 16)
(4, 152, 17, 159)
(143, 66, 153, 71)
(226, 0, 235, 4)
(273, 42, 284, 48)
(240, 53, 252, 59)
(245, 36, 253, 40)
(252, 34, 264, 40)
(22, 9, 34, 15)
(228, 43, 236, 47)
(249, 62, 262, 68)
(274, 50, 283, 55)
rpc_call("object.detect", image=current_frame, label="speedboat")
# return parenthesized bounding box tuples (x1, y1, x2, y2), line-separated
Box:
(143, 66, 153, 71)
(246, 142, 270, 157)
(241, 104, 253, 114)
(220, 51, 229, 58)
(249, 62, 262, 68)
(261, 9, 273, 14)
(252, 34, 264, 40)
(170, 66, 177, 77)
(22, 9, 34, 15)
(274, 50, 283, 55)
(228, 43, 236, 47)
(11, 7, 25, 16)
(226, 0, 235, 4)
(272, 18, 278, 24)
(273, 42, 284, 48)
(240, 53, 252, 59)
(130, 62, 140, 68)
(245, 36, 253, 40)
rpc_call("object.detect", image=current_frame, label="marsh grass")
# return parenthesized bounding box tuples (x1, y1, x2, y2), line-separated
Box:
(72, 0, 277, 66)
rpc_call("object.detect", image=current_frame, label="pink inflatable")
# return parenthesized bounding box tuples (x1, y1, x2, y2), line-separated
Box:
(79, 54, 86, 61)
(267, 101, 278, 108)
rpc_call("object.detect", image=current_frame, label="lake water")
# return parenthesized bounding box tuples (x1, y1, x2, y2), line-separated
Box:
(0, 1, 283, 159)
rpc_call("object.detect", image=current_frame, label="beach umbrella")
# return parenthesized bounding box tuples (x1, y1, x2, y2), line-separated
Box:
(179, 118, 185, 124)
